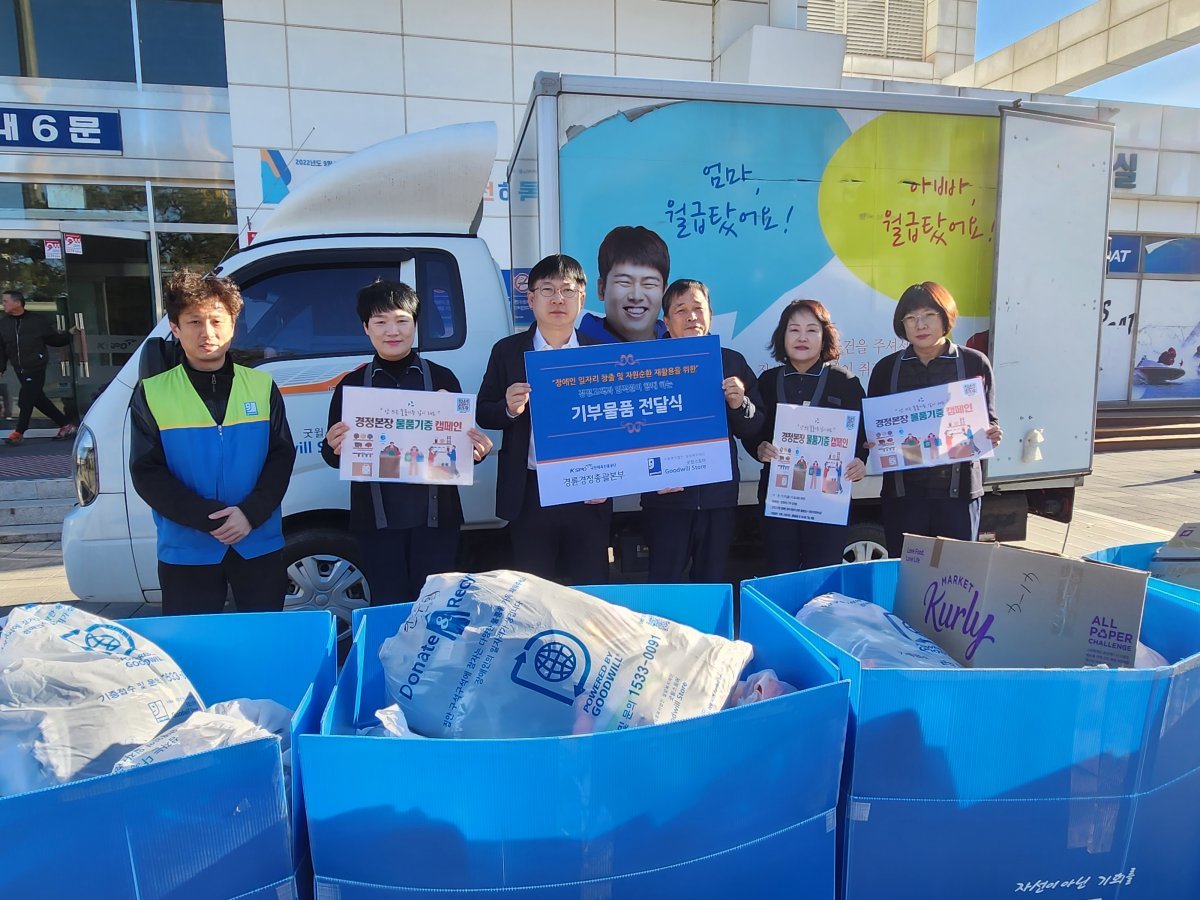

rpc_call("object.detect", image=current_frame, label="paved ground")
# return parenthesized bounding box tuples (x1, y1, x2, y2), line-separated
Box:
(1, 448, 1196, 621)
(0, 433, 73, 479)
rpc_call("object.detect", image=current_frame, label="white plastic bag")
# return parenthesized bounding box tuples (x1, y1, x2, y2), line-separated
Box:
(356, 704, 423, 739)
(727, 669, 798, 707)
(0, 604, 203, 795)
(111, 698, 293, 773)
(379, 571, 754, 738)
(795, 593, 962, 669)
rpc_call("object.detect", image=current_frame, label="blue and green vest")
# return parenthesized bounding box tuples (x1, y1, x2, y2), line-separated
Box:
(142, 363, 284, 564)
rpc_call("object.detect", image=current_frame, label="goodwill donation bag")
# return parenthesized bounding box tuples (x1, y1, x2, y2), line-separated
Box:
(0, 603, 203, 795)
(378, 570, 754, 738)
(896, 535, 1148, 668)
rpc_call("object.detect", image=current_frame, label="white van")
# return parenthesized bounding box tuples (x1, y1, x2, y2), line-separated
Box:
(64, 75, 1115, 632)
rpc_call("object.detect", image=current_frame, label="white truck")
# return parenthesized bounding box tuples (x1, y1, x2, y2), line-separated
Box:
(63, 73, 1115, 631)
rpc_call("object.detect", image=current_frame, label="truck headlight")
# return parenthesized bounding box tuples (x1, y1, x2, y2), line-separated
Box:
(73, 425, 98, 506)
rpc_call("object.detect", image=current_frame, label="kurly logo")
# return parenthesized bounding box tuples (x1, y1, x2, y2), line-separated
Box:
(511, 629, 592, 705)
(61, 623, 137, 656)
(426, 609, 470, 640)
(922, 580, 995, 661)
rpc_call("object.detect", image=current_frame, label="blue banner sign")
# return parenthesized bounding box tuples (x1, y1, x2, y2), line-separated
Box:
(1106, 234, 1141, 274)
(0, 107, 123, 153)
(525, 334, 732, 505)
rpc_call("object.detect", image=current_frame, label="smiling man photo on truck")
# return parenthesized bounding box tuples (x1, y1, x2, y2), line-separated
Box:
(578, 225, 670, 344)
(129, 270, 296, 616)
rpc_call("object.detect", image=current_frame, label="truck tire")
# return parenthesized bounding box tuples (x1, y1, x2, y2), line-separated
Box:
(842, 521, 889, 563)
(281, 527, 370, 642)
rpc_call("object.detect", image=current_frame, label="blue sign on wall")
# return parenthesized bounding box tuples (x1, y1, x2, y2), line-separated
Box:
(0, 107, 122, 153)
(1106, 234, 1141, 274)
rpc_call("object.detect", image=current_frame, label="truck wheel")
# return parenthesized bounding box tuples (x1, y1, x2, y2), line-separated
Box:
(842, 522, 889, 563)
(281, 528, 370, 641)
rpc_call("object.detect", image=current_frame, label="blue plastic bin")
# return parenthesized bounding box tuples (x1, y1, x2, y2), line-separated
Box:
(299, 582, 850, 898)
(0, 609, 337, 900)
(744, 560, 1200, 900)
(1086, 541, 1200, 604)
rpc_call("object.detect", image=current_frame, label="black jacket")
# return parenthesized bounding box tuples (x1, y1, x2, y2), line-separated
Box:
(130, 356, 296, 534)
(0, 310, 71, 373)
(866, 342, 997, 500)
(640, 345, 764, 511)
(476, 324, 603, 522)
(746, 361, 867, 504)
(321, 352, 465, 532)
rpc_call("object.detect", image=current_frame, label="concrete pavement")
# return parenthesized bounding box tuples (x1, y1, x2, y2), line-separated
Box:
(1, 447, 1196, 619)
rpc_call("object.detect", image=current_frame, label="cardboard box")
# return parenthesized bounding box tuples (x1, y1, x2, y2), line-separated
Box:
(743, 560, 1200, 900)
(299, 583, 850, 898)
(0, 610, 337, 900)
(896, 535, 1148, 668)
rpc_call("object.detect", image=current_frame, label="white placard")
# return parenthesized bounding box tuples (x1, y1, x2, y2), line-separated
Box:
(338, 385, 476, 486)
(764, 404, 860, 525)
(862, 376, 993, 475)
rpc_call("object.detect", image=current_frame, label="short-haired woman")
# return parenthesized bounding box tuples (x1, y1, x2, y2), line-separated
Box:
(866, 281, 1003, 558)
(321, 278, 491, 605)
(747, 299, 867, 573)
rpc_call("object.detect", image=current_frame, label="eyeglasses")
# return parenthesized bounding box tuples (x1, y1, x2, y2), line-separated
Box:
(901, 311, 941, 329)
(534, 285, 580, 300)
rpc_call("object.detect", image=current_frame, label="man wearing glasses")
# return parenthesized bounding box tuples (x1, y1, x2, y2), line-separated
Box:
(477, 254, 611, 584)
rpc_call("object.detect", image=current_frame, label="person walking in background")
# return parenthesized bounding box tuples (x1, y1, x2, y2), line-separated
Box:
(641, 278, 762, 583)
(866, 281, 1003, 558)
(0, 289, 76, 445)
(130, 271, 296, 615)
(748, 299, 868, 573)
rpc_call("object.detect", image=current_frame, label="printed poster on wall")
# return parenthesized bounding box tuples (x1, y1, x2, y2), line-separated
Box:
(764, 404, 860, 525)
(524, 334, 731, 506)
(862, 377, 993, 475)
(338, 385, 476, 486)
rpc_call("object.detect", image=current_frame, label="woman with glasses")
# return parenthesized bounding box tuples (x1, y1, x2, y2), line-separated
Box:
(866, 281, 1003, 558)
(747, 298, 868, 573)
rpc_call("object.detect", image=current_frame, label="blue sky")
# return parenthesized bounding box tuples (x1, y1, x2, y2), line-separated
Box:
(977, 0, 1200, 106)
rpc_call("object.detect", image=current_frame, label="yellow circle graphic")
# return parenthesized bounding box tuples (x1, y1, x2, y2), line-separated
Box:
(818, 112, 999, 316)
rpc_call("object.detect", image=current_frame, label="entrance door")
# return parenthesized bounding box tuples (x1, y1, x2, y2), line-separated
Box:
(57, 228, 154, 418)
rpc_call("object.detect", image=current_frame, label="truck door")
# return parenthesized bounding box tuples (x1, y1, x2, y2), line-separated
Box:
(986, 107, 1115, 482)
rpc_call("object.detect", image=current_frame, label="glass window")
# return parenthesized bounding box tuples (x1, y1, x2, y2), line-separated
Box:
(0, 182, 148, 221)
(156, 231, 237, 277)
(0, 3, 20, 77)
(10, 0, 136, 82)
(136, 0, 226, 87)
(1144, 237, 1200, 277)
(153, 187, 236, 225)
(231, 254, 467, 366)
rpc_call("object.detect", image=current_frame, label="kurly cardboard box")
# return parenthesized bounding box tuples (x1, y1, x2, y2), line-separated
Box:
(896, 534, 1149, 669)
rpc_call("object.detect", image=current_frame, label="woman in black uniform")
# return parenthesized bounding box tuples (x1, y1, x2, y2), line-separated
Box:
(748, 299, 867, 573)
(866, 281, 1003, 558)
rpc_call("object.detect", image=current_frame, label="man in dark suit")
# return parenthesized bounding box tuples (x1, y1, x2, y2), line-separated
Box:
(477, 254, 611, 584)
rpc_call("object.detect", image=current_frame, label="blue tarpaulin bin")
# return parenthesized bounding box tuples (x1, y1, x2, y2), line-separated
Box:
(744, 560, 1200, 900)
(1086, 541, 1200, 605)
(299, 582, 850, 898)
(0, 609, 337, 900)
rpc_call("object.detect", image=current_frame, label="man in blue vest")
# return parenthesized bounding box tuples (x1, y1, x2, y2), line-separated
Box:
(130, 271, 296, 615)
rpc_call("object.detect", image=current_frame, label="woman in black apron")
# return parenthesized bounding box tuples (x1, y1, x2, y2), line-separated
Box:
(866, 282, 1003, 558)
(747, 299, 867, 573)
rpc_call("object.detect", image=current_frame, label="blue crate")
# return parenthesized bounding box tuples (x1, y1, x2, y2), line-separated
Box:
(1086, 541, 1200, 605)
(744, 560, 1200, 900)
(0, 609, 337, 900)
(299, 582, 850, 898)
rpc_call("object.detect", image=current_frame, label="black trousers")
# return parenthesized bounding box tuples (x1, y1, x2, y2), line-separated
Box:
(644, 505, 735, 583)
(158, 548, 286, 616)
(509, 470, 611, 586)
(760, 511, 847, 575)
(881, 495, 982, 558)
(355, 525, 460, 606)
(14, 367, 68, 433)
